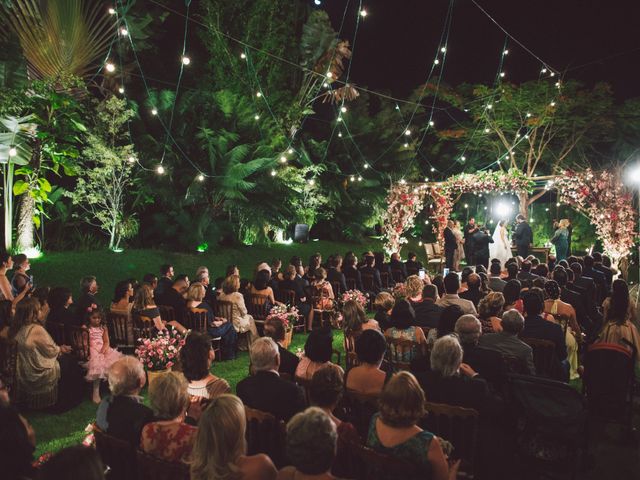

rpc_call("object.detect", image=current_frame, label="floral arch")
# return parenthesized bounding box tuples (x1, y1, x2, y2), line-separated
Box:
(382, 168, 636, 267)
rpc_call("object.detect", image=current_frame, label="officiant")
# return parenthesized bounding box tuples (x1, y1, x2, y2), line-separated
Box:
(471, 226, 494, 268)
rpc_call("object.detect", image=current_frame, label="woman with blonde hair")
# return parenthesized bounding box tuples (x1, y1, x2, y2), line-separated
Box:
(477, 292, 505, 333)
(342, 300, 379, 336)
(367, 371, 459, 480)
(550, 219, 570, 262)
(132, 284, 186, 334)
(218, 275, 258, 348)
(190, 394, 277, 480)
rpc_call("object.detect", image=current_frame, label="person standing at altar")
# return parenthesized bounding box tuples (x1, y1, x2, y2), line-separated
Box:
(550, 219, 570, 262)
(471, 226, 494, 269)
(444, 220, 458, 271)
(513, 214, 533, 258)
(452, 221, 465, 271)
(464, 217, 477, 266)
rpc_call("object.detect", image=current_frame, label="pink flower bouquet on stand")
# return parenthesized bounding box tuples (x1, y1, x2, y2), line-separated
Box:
(135, 329, 185, 372)
(266, 304, 300, 347)
(341, 289, 367, 309)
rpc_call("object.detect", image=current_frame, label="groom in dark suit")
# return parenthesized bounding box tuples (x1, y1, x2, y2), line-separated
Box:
(471, 226, 494, 268)
(513, 214, 533, 258)
(444, 221, 458, 270)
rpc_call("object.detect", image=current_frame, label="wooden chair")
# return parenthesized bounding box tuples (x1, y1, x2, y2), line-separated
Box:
(346, 277, 357, 290)
(331, 281, 343, 297)
(305, 286, 333, 330)
(385, 337, 422, 371)
(0, 338, 18, 402)
(46, 320, 67, 346)
(422, 401, 480, 478)
(245, 406, 287, 468)
(344, 332, 361, 370)
(107, 311, 135, 354)
(346, 441, 424, 480)
(94, 428, 137, 480)
(215, 300, 248, 352)
(136, 450, 190, 480)
(247, 293, 270, 333)
(132, 314, 154, 340)
(424, 243, 444, 273)
(186, 308, 222, 361)
(361, 274, 374, 292)
(391, 269, 405, 283)
(67, 325, 90, 362)
(275, 289, 306, 333)
(158, 305, 175, 323)
(501, 354, 530, 375)
(342, 389, 380, 438)
(379, 272, 391, 288)
(520, 337, 563, 380)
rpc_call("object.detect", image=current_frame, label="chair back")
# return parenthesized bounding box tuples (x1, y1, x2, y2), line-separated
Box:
(331, 281, 343, 296)
(107, 311, 134, 352)
(276, 289, 296, 307)
(158, 305, 175, 323)
(423, 402, 479, 477)
(244, 407, 287, 468)
(247, 294, 270, 320)
(136, 450, 190, 480)
(94, 429, 137, 480)
(346, 441, 424, 480)
(186, 308, 208, 332)
(343, 389, 379, 438)
(501, 354, 530, 375)
(132, 314, 154, 340)
(520, 337, 563, 379)
(215, 300, 234, 323)
(385, 337, 421, 371)
(391, 269, 404, 283)
(0, 338, 18, 402)
(46, 321, 67, 346)
(344, 332, 361, 370)
(67, 325, 90, 362)
(346, 277, 357, 290)
(406, 266, 419, 277)
(361, 274, 374, 292)
(380, 272, 391, 288)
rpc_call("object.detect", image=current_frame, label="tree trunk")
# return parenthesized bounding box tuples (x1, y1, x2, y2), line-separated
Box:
(16, 193, 35, 252)
(518, 191, 529, 218)
(2, 164, 14, 251)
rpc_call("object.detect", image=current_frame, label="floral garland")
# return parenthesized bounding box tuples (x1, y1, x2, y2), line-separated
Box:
(382, 183, 428, 254)
(554, 169, 636, 265)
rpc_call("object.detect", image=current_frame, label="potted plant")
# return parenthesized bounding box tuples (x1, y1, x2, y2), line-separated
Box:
(135, 329, 185, 387)
(266, 304, 300, 348)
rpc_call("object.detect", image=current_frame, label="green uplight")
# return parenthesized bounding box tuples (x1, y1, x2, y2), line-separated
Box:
(23, 247, 43, 259)
(111, 247, 124, 253)
(196, 242, 209, 253)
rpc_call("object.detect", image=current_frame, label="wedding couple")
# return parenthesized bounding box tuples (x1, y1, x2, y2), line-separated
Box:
(489, 214, 534, 265)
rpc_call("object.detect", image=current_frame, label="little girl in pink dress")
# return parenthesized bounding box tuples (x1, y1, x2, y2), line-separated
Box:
(85, 307, 122, 403)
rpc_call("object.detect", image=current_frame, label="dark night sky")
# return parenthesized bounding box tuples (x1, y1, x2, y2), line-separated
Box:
(321, 0, 640, 101)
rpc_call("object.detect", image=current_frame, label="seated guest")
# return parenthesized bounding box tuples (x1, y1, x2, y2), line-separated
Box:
(218, 275, 258, 347)
(405, 274, 425, 303)
(373, 291, 395, 332)
(367, 371, 459, 480)
(479, 309, 535, 374)
(305, 253, 323, 281)
(40, 445, 105, 480)
(359, 255, 382, 295)
(505, 262, 519, 281)
(413, 284, 443, 329)
(426, 305, 464, 347)
(237, 337, 306, 422)
(454, 315, 506, 386)
(249, 269, 279, 308)
(47, 286, 77, 326)
(310, 268, 335, 325)
(432, 274, 445, 297)
(271, 258, 283, 283)
(110, 280, 134, 315)
(10, 254, 31, 298)
(179, 331, 231, 399)
(598, 279, 640, 362)
(154, 264, 174, 298)
(226, 264, 240, 278)
(533, 263, 549, 279)
(345, 329, 389, 396)
(186, 283, 236, 357)
(296, 327, 342, 381)
(264, 317, 299, 378)
(436, 273, 477, 315)
(75, 275, 100, 322)
(278, 407, 340, 480)
(502, 279, 523, 313)
(416, 335, 496, 416)
(191, 394, 277, 480)
(141, 372, 197, 464)
(389, 252, 408, 281)
(0, 300, 11, 338)
(405, 251, 424, 274)
(96, 356, 153, 445)
(327, 255, 348, 295)
(459, 273, 485, 307)
(521, 290, 567, 365)
(156, 275, 190, 325)
(309, 365, 359, 476)
(543, 280, 581, 379)
(0, 400, 36, 480)
(133, 284, 186, 334)
(592, 252, 613, 292)
(343, 299, 379, 336)
(385, 300, 427, 363)
(194, 270, 217, 309)
(343, 254, 363, 291)
(459, 267, 474, 292)
(478, 272, 490, 295)
(0, 253, 30, 312)
(11, 298, 74, 409)
(477, 292, 505, 333)
(517, 261, 538, 289)
(374, 251, 393, 284)
(488, 262, 506, 292)
(142, 273, 158, 290)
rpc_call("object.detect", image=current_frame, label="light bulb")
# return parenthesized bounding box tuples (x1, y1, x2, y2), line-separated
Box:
(526, 112, 532, 117)
(395, 105, 400, 110)
(254, 114, 260, 120)
(430, 167, 435, 172)
(550, 101, 556, 107)
(364, 163, 369, 169)
(545, 208, 549, 212)
(156, 165, 165, 174)
(425, 220, 429, 225)
(486, 103, 493, 109)
(399, 179, 406, 184)
(550, 72, 556, 77)
(340, 106, 347, 113)
(499, 72, 505, 78)
(555, 82, 561, 88)
(255, 92, 262, 98)
(503, 49, 509, 55)
(403, 143, 409, 148)
(556, 202, 560, 207)
(338, 132, 343, 137)
(323, 82, 329, 88)
(359, 8, 367, 17)
(181, 56, 191, 66)
(8, 147, 17, 157)
(240, 52, 246, 59)
(429, 120, 435, 127)
(524, 134, 529, 139)
(484, 206, 488, 210)
(484, 128, 490, 133)
(357, 176, 362, 182)
(120, 27, 128, 36)
(350, 176, 355, 182)
(314, 0, 321, 5)
(127, 156, 135, 163)
(326, 71, 333, 79)
(280, 156, 287, 163)
(308, 179, 315, 186)
(271, 169, 277, 176)
(337, 116, 342, 122)
(460, 156, 466, 162)
(464, 204, 469, 208)
(541, 68, 547, 74)
(108, 7, 116, 14)
(287, 148, 294, 154)
(404, 129, 411, 136)
(197, 174, 204, 182)
(424, 177, 429, 182)
(434, 58, 440, 65)
(118, 87, 125, 94)
(441, 47, 447, 53)
(105, 62, 115, 73)
(151, 108, 158, 115)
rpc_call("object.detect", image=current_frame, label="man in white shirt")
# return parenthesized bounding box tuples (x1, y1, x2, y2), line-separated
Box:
(436, 272, 477, 315)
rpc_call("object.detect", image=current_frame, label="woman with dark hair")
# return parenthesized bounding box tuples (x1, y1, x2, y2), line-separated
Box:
(432, 274, 445, 298)
(543, 280, 581, 379)
(345, 329, 389, 395)
(225, 265, 239, 278)
(249, 269, 280, 308)
(47, 287, 77, 326)
(384, 300, 426, 362)
(343, 254, 363, 291)
(295, 327, 342, 381)
(111, 280, 134, 314)
(32, 286, 50, 321)
(598, 279, 640, 361)
(10, 254, 31, 298)
(306, 253, 322, 281)
(502, 279, 523, 313)
(179, 331, 230, 400)
(427, 305, 464, 347)
(0, 252, 29, 308)
(342, 300, 379, 336)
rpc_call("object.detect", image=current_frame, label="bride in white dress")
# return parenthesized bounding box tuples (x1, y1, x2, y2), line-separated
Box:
(489, 220, 512, 267)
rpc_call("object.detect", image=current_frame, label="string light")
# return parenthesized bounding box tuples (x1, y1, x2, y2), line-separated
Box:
(240, 52, 246, 59)
(118, 87, 125, 94)
(550, 72, 556, 77)
(526, 112, 532, 117)
(314, 0, 321, 5)
(550, 101, 556, 107)
(429, 120, 435, 127)
(486, 103, 493, 109)
(287, 148, 294, 154)
(399, 179, 406, 184)
(460, 156, 466, 162)
(357, 176, 362, 182)
(105, 62, 115, 73)
(424, 220, 430, 225)
(8, 147, 17, 157)
(403, 143, 409, 148)
(424, 177, 429, 182)
(256, 91, 262, 98)
(464, 204, 469, 208)
(503, 49, 509, 55)
(323, 82, 329, 88)
(156, 165, 165, 174)
(326, 71, 333, 79)
(350, 176, 355, 182)
(484, 128, 490, 133)
(270, 169, 277, 176)
(499, 72, 505, 78)
(541, 67, 547, 74)
(279, 155, 287, 163)
(363, 163, 369, 169)
(440, 46, 447, 53)
(197, 174, 204, 182)
(127, 156, 135, 163)
(337, 116, 343, 122)
(181, 56, 191, 65)
(338, 132, 343, 137)
(556, 202, 561, 207)
(404, 129, 411, 136)
(359, 8, 368, 17)
(434, 58, 440, 65)
(254, 114, 260, 120)
(108, 7, 116, 15)
(340, 106, 347, 113)
(119, 27, 128, 36)
(151, 108, 158, 115)
(308, 179, 315, 186)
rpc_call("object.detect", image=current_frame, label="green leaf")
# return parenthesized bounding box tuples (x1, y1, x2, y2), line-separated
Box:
(70, 118, 87, 132)
(12, 179, 29, 195)
(38, 177, 52, 192)
(32, 215, 40, 229)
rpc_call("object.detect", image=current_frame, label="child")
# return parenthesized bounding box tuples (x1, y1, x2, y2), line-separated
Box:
(85, 307, 122, 403)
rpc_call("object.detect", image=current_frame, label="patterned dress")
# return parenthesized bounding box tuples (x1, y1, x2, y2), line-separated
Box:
(140, 422, 197, 463)
(387, 326, 420, 363)
(85, 327, 123, 381)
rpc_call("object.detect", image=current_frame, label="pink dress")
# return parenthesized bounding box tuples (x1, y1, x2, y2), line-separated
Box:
(85, 326, 123, 381)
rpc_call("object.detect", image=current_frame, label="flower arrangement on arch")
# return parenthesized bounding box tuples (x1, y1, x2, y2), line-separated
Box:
(266, 304, 300, 330)
(341, 289, 367, 309)
(135, 329, 185, 371)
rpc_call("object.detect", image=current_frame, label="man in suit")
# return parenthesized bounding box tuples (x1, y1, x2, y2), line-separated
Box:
(516, 261, 539, 289)
(455, 314, 507, 386)
(520, 290, 567, 367)
(464, 217, 477, 266)
(389, 252, 408, 281)
(359, 254, 382, 294)
(582, 255, 607, 302)
(471, 226, 494, 269)
(154, 264, 174, 298)
(155, 275, 189, 325)
(412, 284, 444, 328)
(488, 262, 507, 292)
(479, 309, 535, 374)
(459, 273, 485, 308)
(96, 356, 154, 446)
(592, 251, 613, 292)
(436, 272, 477, 315)
(569, 262, 602, 333)
(236, 337, 306, 422)
(443, 220, 458, 270)
(263, 318, 299, 378)
(405, 252, 424, 275)
(326, 255, 347, 295)
(513, 214, 533, 258)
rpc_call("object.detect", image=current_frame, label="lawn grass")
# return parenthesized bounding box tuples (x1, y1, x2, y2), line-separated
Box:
(24, 240, 368, 457)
